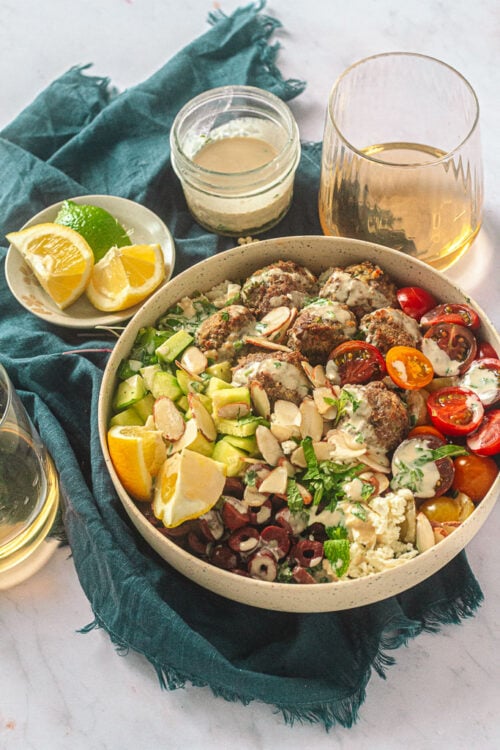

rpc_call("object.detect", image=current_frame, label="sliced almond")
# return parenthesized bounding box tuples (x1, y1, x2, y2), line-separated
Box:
(273, 399, 301, 426)
(326, 430, 367, 460)
(244, 336, 292, 352)
(153, 396, 186, 442)
(313, 386, 338, 419)
(299, 398, 324, 442)
(416, 512, 435, 552)
(187, 392, 217, 442)
(270, 422, 301, 443)
(216, 401, 251, 419)
(174, 359, 204, 383)
(257, 306, 293, 341)
(258, 465, 289, 495)
(255, 425, 284, 466)
(243, 484, 269, 508)
(169, 418, 198, 453)
(250, 381, 271, 419)
(180, 346, 208, 376)
(302, 361, 327, 388)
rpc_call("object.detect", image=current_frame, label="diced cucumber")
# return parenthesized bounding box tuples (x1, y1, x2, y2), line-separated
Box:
(113, 374, 146, 411)
(215, 415, 263, 437)
(183, 430, 214, 457)
(175, 395, 189, 412)
(140, 363, 162, 392)
(223, 434, 258, 455)
(155, 330, 194, 363)
(176, 368, 203, 395)
(205, 376, 234, 398)
(212, 440, 247, 477)
(109, 407, 143, 427)
(151, 371, 183, 401)
(133, 393, 155, 421)
(117, 358, 143, 380)
(211, 386, 250, 417)
(205, 360, 233, 382)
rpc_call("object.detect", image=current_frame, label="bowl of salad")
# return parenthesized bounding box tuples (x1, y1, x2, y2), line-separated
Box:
(98, 236, 500, 611)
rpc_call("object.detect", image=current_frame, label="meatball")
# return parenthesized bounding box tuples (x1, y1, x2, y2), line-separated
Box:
(232, 350, 311, 406)
(286, 299, 358, 365)
(359, 308, 422, 355)
(195, 305, 256, 362)
(337, 381, 410, 452)
(319, 260, 398, 319)
(241, 260, 318, 315)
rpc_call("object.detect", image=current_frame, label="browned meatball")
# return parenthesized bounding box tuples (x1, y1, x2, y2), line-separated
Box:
(241, 260, 318, 315)
(195, 305, 256, 362)
(319, 260, 398, 319)
(337, 381, 410, 452)
(232, 350, 311, 406)
(286, 299, 358, 365)
(359, 308, 422, 355)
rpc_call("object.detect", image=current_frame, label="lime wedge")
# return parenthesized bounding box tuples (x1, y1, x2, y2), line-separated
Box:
(55, 200, 131, 261)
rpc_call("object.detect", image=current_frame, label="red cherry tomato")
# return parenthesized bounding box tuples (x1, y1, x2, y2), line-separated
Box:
(460, 358, 500, 406)
(476, 341, 498, 359)
(420, 303, 481, 331)
(385, 346, 434, 390)
(327, 340, 386, 386)
(391, 435, 455, 499)
(466, 410, 500, 456)
(396, 286, 437, 320)
(422, 323, 477, 376)
(452, 453, 499, 502)
(426, 386, 484, 437)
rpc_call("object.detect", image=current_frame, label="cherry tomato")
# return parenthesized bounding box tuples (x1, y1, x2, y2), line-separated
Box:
(460, 358, 500, 406)
(422, 323, 477, 376)
(385, 346, 434, 390)
(426, 386, 484, 437)
(466, 409, 500, 456)
(327, 340, 386, 386)
(396, 286, 437, 320)
(391, 435, 455, 499)
(476, 341, 498, 359)
(452, 453, 499, 503)
(408, 424, 446, 442)
(420, 303, 481, 331)
(419, 495, 474, 523)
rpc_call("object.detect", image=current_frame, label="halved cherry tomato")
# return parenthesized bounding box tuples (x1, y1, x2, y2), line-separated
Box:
(476, 341, 498, 359)
(420, 303, 481, 331)
(466, 410, 500, 456)
(426, 386, 484, 437)
(460, 358, 500, 406)
(452, 453, 499, 503)
(422, 323, 477, 376)
(419, 495, 475, 523)
(327, 340, 386, 386)
(396, 286, 437, 320)
(391, 435, 454, 499)
(385, 346, 434, 390)
(408, 424, 446, 442)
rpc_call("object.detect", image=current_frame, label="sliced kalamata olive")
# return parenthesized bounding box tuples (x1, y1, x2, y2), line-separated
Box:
(187, 531, 212, 557)
(292, 539, 324, 568)
(247, 549, 278, 581)
(274, 506, 308, 535)
(306, 522, 329, 542)
(260, 525, 291, 559)
(198, 509, 224, 541)
(247, 499, 273, 525)
(221, 496, 251, 530)
(223, 477, 245, 499)
(210, 543, 239, 570)
(292, 565, 316, 584)
(227, 526, 260, 554)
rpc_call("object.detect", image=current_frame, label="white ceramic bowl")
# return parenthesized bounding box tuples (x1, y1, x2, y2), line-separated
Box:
(98, 236, 500, 612)
(5, 194, 175, 329)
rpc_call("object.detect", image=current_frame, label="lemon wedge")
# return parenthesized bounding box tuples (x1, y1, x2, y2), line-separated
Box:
(107, 424, 167, 502)
(153, 448, 226, 528)
(86, 243, 165, 312)
(6, 222, 94, 309)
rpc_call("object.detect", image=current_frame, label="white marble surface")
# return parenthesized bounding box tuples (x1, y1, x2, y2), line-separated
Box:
(1, 1, 500, 748)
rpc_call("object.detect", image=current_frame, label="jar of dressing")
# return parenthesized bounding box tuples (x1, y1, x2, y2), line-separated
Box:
(170, 85, 301, 236)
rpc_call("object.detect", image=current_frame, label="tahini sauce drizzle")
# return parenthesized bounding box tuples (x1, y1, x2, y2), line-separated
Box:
(193, 137, 278, 173)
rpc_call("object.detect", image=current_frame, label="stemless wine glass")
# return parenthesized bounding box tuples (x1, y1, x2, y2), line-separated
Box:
(0, 364, 60, 588)
(318, 52, 483, 271)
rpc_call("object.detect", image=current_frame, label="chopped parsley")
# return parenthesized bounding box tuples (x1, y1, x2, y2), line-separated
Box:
(297, 437, 366, 511)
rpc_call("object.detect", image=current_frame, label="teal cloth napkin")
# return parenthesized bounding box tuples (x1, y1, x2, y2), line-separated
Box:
(0, 2, 483, 729)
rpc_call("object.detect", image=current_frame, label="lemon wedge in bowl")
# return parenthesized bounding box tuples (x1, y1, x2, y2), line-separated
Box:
(86, 243, 166, 311)
(153, 449, 226, 528)
(6, 222, 94, 309)
(107, 424, 167, 502)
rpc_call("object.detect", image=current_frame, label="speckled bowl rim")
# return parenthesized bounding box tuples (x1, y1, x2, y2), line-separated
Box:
(98, 236, 500, 612)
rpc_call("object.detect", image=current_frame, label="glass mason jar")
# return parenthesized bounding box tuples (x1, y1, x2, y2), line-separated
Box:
(318, 53, 483, 271)
(170, 85, 301, 236)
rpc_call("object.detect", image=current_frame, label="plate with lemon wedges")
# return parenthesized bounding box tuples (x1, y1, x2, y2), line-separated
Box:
(5, 195, 175, 329)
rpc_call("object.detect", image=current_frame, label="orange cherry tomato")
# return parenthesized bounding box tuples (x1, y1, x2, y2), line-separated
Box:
(407, 424, 446, 442)
(386, 346, 434, 390)
(452, 453, 499, 503)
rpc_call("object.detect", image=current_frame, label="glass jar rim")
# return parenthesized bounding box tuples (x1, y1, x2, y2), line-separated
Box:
(170, 84, 300, 180)
(0, 364, 12, 429)
(327, 51, 480, 167)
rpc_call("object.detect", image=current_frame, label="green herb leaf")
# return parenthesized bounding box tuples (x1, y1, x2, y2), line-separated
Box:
(323, 539, 350, 577)
(287, 478, 304, 512)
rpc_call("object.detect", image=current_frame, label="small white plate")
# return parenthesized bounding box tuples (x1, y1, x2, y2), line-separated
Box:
(5, 195, 176, 329)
